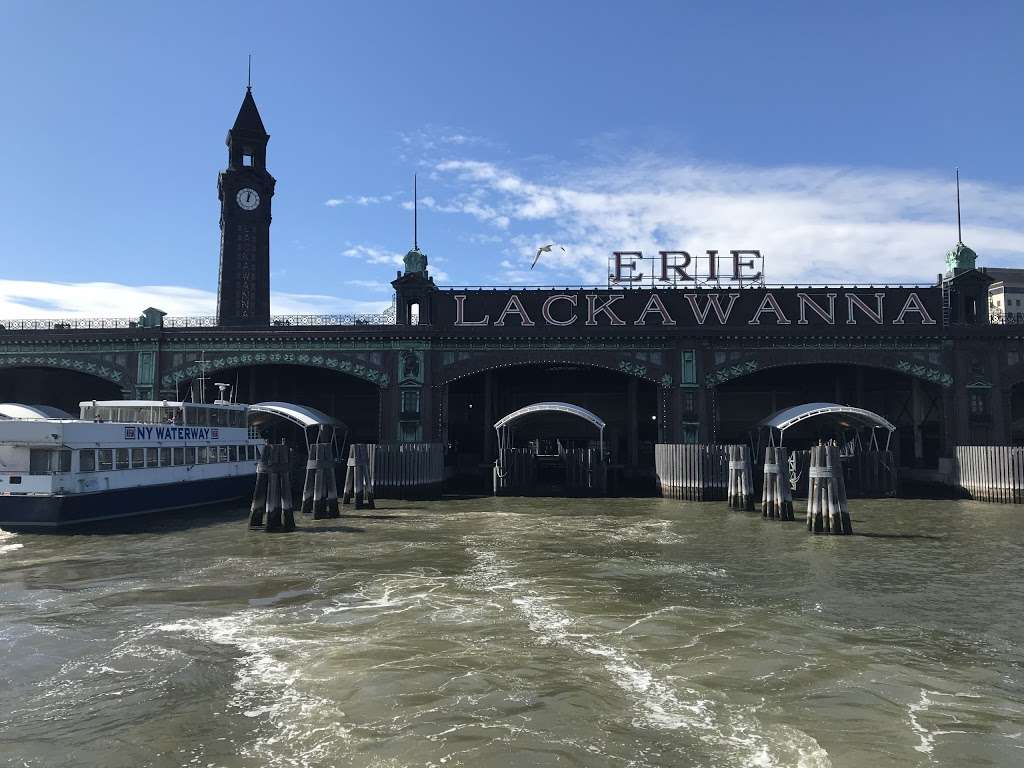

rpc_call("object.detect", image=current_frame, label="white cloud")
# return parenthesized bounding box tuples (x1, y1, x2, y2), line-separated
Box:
(432, 157, 1024, 284)
(0, 280, 389, 319)
(342, 245, 405, 267)
(325, 194, 393, 207)
(344, 279, 393, 292)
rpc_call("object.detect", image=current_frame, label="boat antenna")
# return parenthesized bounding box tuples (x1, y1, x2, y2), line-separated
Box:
(193, 352, 210, 404)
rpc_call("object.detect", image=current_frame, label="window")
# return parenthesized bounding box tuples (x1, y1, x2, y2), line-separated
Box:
(98, 449, 113, 471)
(146, 448, 159, 467)
(131, 448, 145, 468)
(681, 390, 696, 414)
(228, 446, 237, 462)
(115, 448, 129, 470)
(159, 448, 172, 466)
(29, 449, 71, 475)
(243, 152, 253, 167)
(173, 447, 184, 466)
(197, 447, 208, 464)
(409, 301, 420, 326)
(969, 392, 988, 416)
(79, 449, 96, 472)
(401, 390, 421, 417)
(681, 350, 697, 385)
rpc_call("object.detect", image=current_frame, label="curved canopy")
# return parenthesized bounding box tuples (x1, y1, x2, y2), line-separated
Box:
(760, 402, 896, 433)
(249, 401, 340, 430)
(494, 401, 606, 431)
(0, 403, 75, 420)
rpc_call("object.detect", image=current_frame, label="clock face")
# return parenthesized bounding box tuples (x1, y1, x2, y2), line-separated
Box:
(236, 188, 260, 211)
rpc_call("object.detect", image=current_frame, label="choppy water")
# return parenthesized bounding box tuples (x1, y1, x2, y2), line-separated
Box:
(1, 497, 1023, 767)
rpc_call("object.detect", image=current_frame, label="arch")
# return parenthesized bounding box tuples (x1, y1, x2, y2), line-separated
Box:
(494, 401, 605, 453)
(160, 351, 389, 391)
(760, 402, 896, 434)
(441, 351, 674, 388)
(495, 401, 606, 431)
(0, 365, 126, 416)
(706, 354, 953, 389)
(0, 354, 129, 387)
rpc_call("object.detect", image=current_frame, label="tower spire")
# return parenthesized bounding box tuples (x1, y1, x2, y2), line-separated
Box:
(414, 174, 418, 251)
(956, 167, 962, 244)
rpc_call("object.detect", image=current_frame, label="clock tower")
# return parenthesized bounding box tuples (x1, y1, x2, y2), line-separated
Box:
(217, 87, 276, 326)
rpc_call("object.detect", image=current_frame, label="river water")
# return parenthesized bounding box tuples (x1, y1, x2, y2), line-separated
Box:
(1, 497, 1022, 768)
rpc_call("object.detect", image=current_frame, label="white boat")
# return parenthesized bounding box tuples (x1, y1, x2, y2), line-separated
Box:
(0, 397, 266, 531)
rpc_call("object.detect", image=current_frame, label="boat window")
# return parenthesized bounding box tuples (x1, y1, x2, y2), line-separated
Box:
(210, 409, 223, 427)
(80, 449, 96, 472)
(80, 405, 95, 421)
(189, 406, 209, 426)
(29, 449, 72, 475)
(165, 408, 183, 425)
(173, 447, 184, 465)
(233, 411, 245, 428)
(131, 448, 145, 468)
(117, 408, 138, 423)
(160, 448, 171, 466)
(115, 449, 129, 470)
(185, 446, 196, 465)
(146, 448, 158, 467)
(197, 447, 208, 464)
(98, 449, 113, 471)
(228, 445, 237, 462)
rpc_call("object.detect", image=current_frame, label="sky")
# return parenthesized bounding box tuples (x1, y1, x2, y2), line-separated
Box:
(1, 1, 1022, 318)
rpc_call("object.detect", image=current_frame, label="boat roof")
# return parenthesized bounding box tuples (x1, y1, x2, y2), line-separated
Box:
(79, 400, 248, 410)
(0, 403, 76, 420)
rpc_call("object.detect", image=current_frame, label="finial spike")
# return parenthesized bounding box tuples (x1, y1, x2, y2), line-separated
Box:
(247, 54, 252, 91)
(955, 167, 962, 244)
(414, 174, 418, 251)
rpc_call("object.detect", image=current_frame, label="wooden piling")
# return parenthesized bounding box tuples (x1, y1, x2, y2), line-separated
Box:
(761, 446, 795, 521)
(806, 443, 851, 534)
(727, 444, 755, 511)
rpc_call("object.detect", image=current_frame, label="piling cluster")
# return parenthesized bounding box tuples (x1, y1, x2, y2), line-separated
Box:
(342, 443, 376, 509)
(301, 441, 339, 519)
(806, 443, 852, 534)
(249, 443, 295, 532)
(761, 446, 795, 520)
(727, 444, 755, 511)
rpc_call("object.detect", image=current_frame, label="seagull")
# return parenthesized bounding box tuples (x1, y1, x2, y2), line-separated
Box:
(532, 243, 565, 269)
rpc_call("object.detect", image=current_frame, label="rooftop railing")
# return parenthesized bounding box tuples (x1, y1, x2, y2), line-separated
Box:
(0, 307, 397, 331)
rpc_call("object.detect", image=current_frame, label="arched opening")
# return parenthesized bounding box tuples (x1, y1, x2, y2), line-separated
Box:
(1011, 382, 1024, 445)
(715, 363, 943, 469)
(186, 364, 381, 444)
(446, 363, 658, 489)
(0, 367, 122, 415)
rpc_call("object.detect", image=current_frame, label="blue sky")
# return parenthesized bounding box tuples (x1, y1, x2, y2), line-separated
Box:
(1, 1, 1022, 317)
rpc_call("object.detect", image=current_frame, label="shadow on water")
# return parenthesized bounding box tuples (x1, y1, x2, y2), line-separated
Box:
(286, 524, 367, 534)
(850, 531, 946, 540)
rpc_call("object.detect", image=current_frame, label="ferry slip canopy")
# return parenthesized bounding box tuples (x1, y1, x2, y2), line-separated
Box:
(249, 401, 339, 430)
(494, 402, 606, 431)
(759, 402, 896, 434)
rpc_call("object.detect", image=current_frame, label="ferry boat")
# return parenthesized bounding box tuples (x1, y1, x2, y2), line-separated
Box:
(0, 395, 265, 531)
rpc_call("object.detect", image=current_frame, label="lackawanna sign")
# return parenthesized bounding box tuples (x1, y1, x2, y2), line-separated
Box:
(437, 287, 941, 331)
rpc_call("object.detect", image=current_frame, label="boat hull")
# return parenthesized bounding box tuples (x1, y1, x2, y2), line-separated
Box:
(0, 474, 256, 532)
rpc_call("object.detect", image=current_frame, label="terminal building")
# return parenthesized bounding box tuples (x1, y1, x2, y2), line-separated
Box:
(1, 88, 1022, 489)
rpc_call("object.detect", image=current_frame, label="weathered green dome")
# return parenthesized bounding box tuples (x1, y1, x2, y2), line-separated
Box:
(945, 241, 977, 273)
(403, 247, 428, 274)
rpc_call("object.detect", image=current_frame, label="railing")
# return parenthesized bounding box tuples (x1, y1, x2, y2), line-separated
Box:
(0, 307, 397, 331)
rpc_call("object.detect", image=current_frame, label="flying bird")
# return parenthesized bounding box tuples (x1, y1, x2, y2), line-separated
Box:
(531, 243, 566, 269)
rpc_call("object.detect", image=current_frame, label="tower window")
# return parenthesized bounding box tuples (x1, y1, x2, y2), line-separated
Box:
(409, 301, 420, 326)
(242, 152, 254, 167)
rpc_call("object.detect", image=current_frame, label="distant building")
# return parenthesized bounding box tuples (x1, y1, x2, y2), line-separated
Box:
(987, 268, 1024, 324)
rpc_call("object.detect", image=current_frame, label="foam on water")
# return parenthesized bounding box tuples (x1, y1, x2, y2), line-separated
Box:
(464, 546, 832, 768)
(159, 611, 352, 768)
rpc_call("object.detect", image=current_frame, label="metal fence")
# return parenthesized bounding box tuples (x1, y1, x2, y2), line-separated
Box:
(0, 307, 397, 331)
